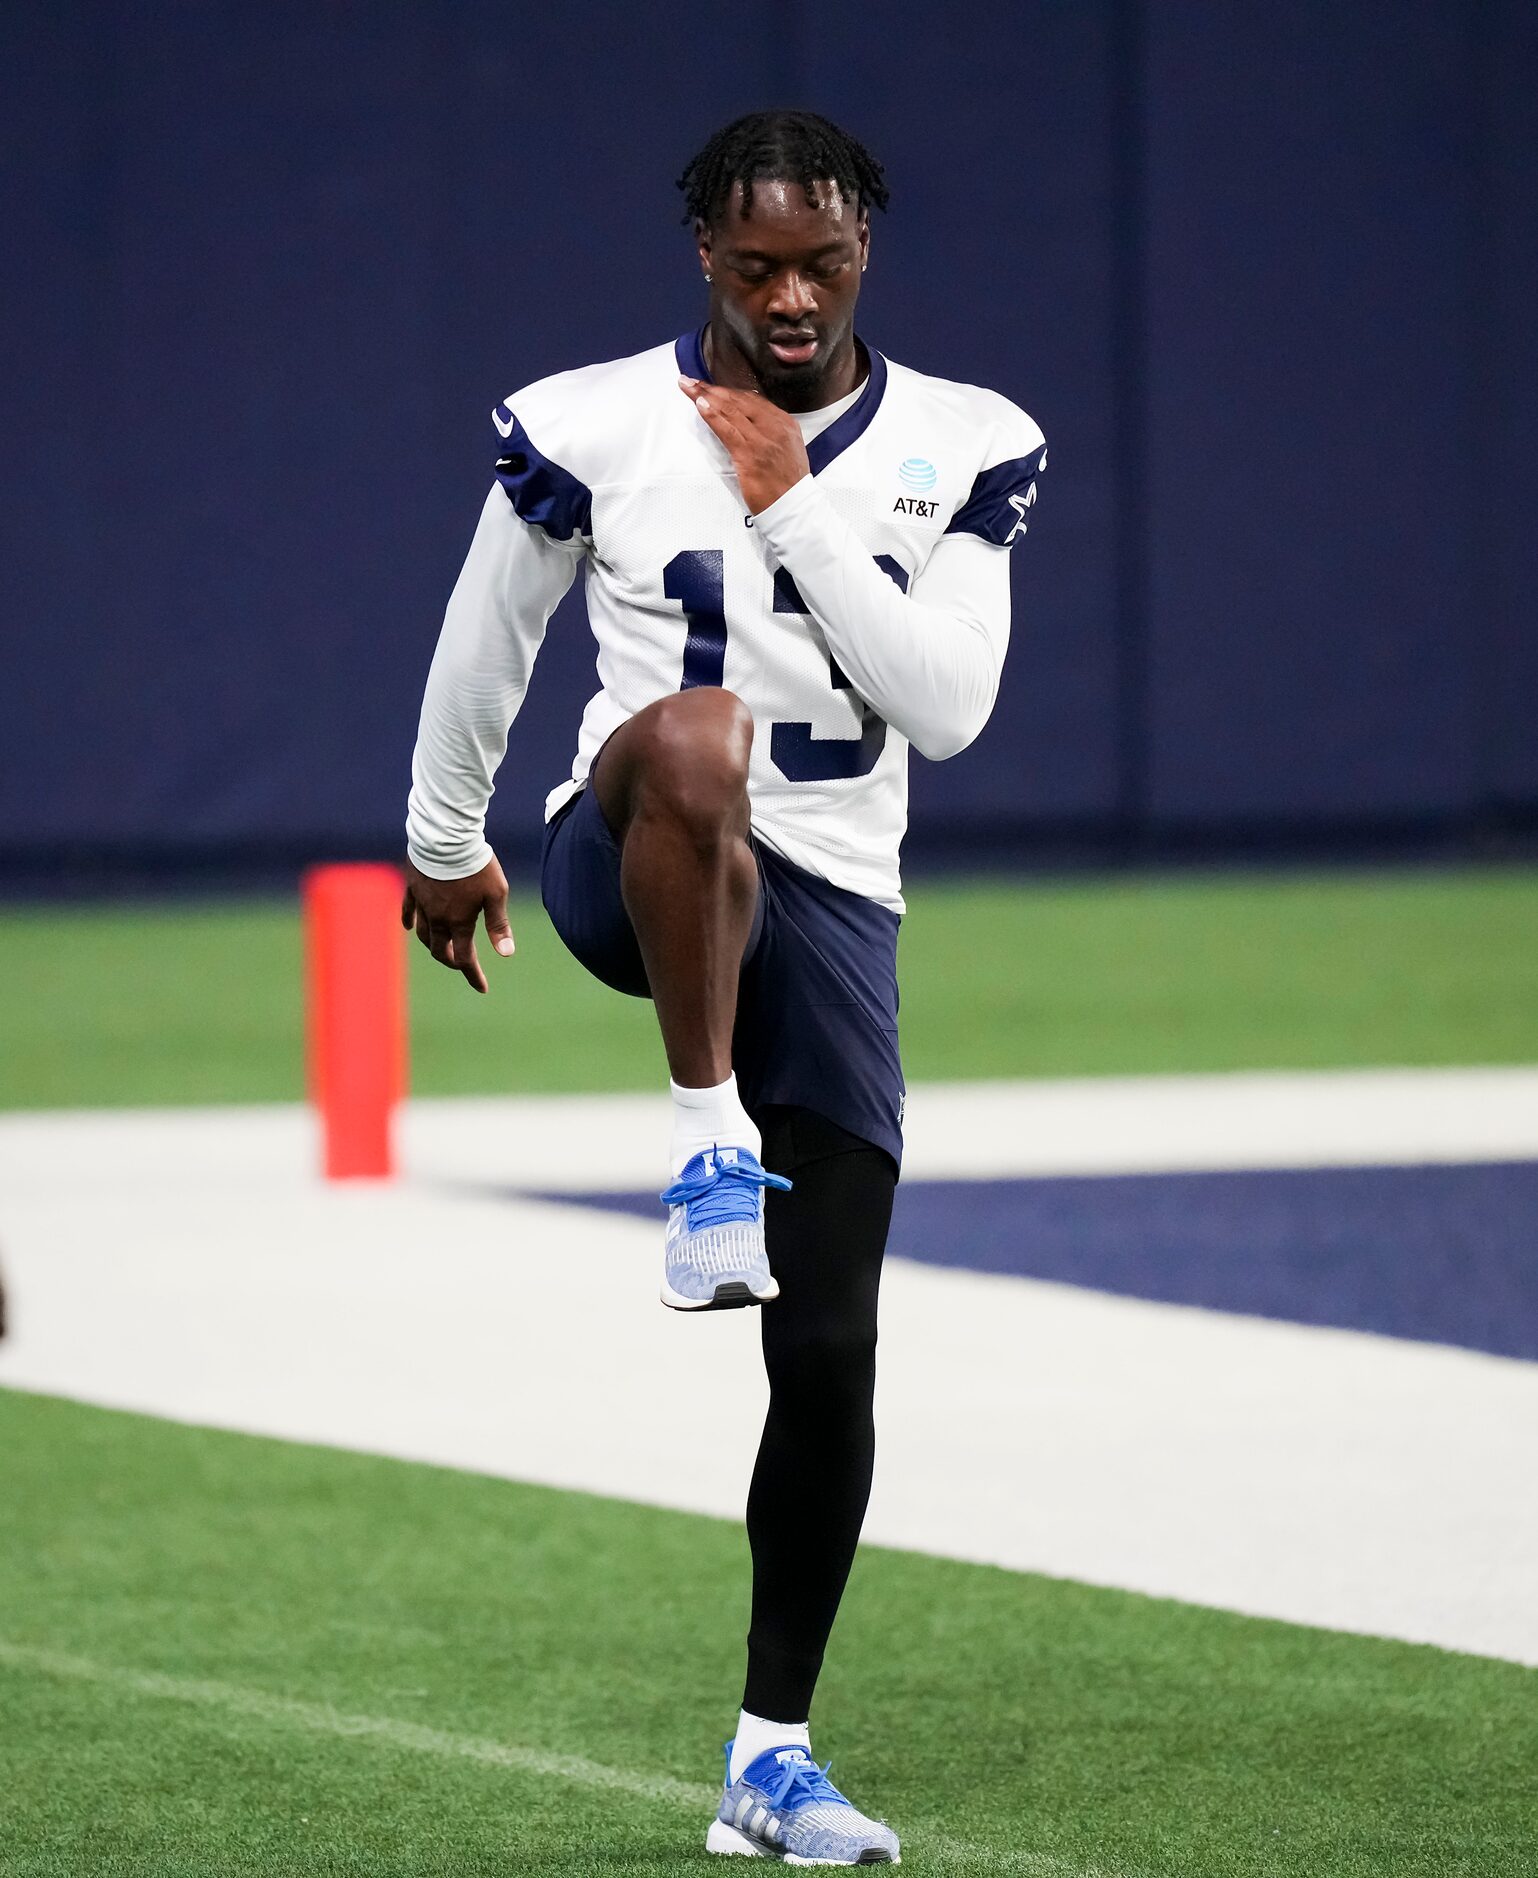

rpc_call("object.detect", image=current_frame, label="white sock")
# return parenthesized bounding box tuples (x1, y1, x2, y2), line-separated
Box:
(669, 1073, 759, 1178)
(730, 1709, 811, 1785)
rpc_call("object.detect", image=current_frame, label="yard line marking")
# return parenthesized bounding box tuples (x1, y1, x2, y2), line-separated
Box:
(0, 1639, 707, 1808)
(0, 1639, 1130, 1877)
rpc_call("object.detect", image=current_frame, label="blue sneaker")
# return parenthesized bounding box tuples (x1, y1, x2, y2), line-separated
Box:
(705, 1741, 901, 1864)
(658, 1147, 791, 1312)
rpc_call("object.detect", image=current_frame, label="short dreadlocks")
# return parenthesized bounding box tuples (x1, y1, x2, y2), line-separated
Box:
(677, 110, 889, 228)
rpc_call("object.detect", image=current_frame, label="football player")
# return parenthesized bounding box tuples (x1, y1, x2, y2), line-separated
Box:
(403, 109, 1045, 1864)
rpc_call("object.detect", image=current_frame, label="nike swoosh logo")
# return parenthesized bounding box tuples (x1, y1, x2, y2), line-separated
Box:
(492, 406, 515, 439)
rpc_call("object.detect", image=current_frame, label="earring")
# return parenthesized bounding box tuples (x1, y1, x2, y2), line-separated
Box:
(705, 272, 713, 283)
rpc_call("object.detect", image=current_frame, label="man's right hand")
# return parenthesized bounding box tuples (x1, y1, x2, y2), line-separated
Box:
(401, 855, 515, 995)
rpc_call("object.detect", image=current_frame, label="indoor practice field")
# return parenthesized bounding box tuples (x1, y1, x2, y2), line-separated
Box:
(3, 867, 1536, 1877)
(7, 3, 1537, 1870)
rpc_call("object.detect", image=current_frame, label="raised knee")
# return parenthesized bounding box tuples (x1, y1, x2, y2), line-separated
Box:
(634, 688, 753, 827)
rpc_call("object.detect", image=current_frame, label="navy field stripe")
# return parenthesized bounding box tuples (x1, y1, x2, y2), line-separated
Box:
(549, 1162, 1538, 1361)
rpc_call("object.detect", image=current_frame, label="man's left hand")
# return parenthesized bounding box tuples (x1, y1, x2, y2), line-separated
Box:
(679, 376, 810, 514)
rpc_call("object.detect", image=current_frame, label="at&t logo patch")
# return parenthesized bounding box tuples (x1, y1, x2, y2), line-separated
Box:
(894, 456, 940, 519)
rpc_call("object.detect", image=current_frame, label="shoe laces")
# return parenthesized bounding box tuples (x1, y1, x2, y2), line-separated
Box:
(659, 1153, 792, 1230)
(763, 1755, 848, 1814)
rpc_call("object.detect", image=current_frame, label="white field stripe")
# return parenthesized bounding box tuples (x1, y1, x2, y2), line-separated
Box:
(897, 1065, 1538, 1180)
(1, 1066, 1534, 1196)
(0, 1640, 1127, 1878)
(386, 1064, 1538, 1185)
(3, 1097, 1537, 1664)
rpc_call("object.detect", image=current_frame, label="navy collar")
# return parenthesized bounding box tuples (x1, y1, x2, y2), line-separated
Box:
(673, 328, 887, 476)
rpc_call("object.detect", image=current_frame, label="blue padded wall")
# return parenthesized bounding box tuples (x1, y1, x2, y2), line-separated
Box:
(1, 1, 1531, 874)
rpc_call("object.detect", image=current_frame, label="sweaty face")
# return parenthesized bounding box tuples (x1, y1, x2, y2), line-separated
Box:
(698, 178, 868, 406)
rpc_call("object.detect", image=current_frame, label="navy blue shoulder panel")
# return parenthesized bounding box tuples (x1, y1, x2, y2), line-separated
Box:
(945, 446, 1047, 546)
(671, 330, 888, 476)
(492, 406, 592, 541)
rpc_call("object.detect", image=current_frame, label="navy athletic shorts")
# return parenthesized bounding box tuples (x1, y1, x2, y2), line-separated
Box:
(540, 784, 905, 1171)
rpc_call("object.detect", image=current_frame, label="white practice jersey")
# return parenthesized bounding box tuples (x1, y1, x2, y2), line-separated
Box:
(406, 331, 1045, 911)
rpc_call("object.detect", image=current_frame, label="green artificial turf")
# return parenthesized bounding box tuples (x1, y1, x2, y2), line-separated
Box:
(0, 1388, 1532, 1876)
(1, 867, 1534, 1110)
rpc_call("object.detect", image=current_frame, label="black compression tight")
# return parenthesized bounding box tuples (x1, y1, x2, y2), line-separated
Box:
(742, 1105, 897, 1724)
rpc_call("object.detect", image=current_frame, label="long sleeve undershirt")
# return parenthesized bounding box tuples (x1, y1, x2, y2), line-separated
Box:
(406, 486, 581, 878)
(750, 473, 1013, 763)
